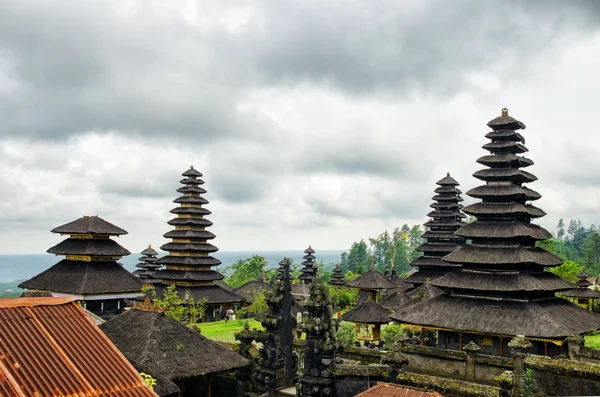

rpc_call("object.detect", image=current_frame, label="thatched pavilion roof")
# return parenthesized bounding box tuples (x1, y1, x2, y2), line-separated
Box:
(379, 290, 412, 312)
(341, 301, 392, 324)
(100, 309, 249, 381)
(51, 215, 128, 235)
(346, 269, 396, 290)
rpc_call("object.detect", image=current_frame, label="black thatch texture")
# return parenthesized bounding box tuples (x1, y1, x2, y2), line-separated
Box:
(154, 270, 224, 281)
(443, 246, 562, 267)
(476, 153, 533, 168)
(173, 196, 209, 204)
(415, 243, 462, 253)
(578, 270, 591, 278)
(47, 238, 131, 257)
(379, 290, 412, 311)
(410, 256, 461, 268)
(182, 165, 203, 178)
(176, 186, 207, 194)
(432, 271, 574, 292)
(485, 129, 525, 142)
(163, 230, 215, 239)
(341, 301, 392, 324)
(140, 245, 158, 256)
(467, 184, 541, 200)
(390, 295, 600, 338)
(346, 269, 396, 290)
(407, 283, 442, 301)
(100, 309, 249, 381)
(462, 202, 545, 218)
(404, 271, 442, 285)
(213, 280, 235, 292)
(486, 109, 527, 130)
(473, 168, 537, 183)
(167, 217, 213, 227)
(392, 279, 414, 292)
(19, 260, 142, 294)
(329, 265, 346, 286)
(234, 280, 273, 302)
(159, 242, 218, 253)
(152, 284, 242, 304)
(155, 256, 221, 266)
(563, 288, 600, 299)
(51, 216, 128, 236)
(455, 222, 552, 240)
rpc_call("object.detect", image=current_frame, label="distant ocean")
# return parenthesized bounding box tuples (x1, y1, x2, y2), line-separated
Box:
(0, 250, 343, 282)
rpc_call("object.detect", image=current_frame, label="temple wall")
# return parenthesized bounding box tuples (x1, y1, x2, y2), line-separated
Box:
(580, 346, 600, 364)
(332, 365, 387, 397)
(525, 355, 600, 396)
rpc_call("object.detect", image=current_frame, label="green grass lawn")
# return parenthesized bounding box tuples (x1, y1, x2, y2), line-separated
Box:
(585, 332, 600, 349)
(199, 319, 263, 343)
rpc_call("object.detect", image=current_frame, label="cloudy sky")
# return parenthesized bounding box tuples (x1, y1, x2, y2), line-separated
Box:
(1, 0, 600, 255)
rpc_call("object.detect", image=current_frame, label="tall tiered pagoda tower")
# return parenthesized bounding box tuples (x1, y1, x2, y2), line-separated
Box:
(153, 166, 241, 320)
(132, 245, 161, 285)
(299, 246, 317, 284)
(404, 173, 465, 287)
(19, 216, 142, 319)
(391, 109, 600, 357)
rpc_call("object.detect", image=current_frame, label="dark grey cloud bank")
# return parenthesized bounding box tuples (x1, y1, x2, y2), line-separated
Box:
(1, 0, 600, 252)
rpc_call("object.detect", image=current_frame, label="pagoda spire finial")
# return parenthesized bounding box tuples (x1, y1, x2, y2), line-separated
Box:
(446, 171, 450, 177)
(501, 107, 508, 117)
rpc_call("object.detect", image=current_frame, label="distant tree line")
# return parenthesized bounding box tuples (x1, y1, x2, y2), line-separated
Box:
(338, 224, 424, 276)
(539, 219, 600, 280)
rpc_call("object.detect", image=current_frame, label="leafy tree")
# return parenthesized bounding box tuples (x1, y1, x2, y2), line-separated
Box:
(381, 323, 405, 348)
(336, 321, 357, 347)
(550, 260, 583, 282)
(224, 255, 268, 288)
(141, 285, 207, 325)
(344, 239, 370, 272)
(330, 286, 358, 308)
(556, 219, 566, 241)
(246, 289, 268, 320)
(582, 232, 600, 274)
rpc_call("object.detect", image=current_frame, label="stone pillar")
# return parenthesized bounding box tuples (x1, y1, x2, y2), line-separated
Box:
(509, 335, 532, 397)
(463, 341, 480, 380)
(381, 336, 409, 384)
(567, 335, 584, 361)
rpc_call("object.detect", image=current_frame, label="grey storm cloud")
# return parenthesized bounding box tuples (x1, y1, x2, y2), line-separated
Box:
(1, 0, 600, 142)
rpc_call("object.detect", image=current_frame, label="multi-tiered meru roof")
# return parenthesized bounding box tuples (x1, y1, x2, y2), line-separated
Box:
(299, 246, 317, 284)
(153, 167, 241, 305)
(133, 245, 161, 284)
(405, 173, 465, 287)
(19, 216, 142, 313)
(329, 264, 346, 286)
(391, 109, 600, 344)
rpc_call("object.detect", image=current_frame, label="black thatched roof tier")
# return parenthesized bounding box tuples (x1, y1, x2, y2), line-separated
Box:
(379, 290, 412, 311)
(456, 222, 552, 240)
(170, 207, 211, 215)
(467, 184, 541, 201)
(420, 231, 463, 240)
(329, 265, 346, 286)
(140, 245, 158, 256)
(153, 284, 242, 304)
(432, 271, 574, 293)
(167, 217, 213, 227)
(443, 246, 562, 267)
(407, 283, 442, 301)
(462, 202, 546, 218)
(176, 185, 207, 194)
(563, 288, 600, 299)
(173, 196, 209, 204)
(392, 279, 414, 292)
(100, 309, 249, 381)
(47, 238, 131, 257)
(415, 243, 463, 253)
(436, 174, 460, 185)
(404, 271, 442, 285)
(390, 295, 600, 338)
(482, 140, 528, 153)
(473, 168, 537, 183)
(154, 270, 224, 282)
(476, 153, 533, 168)
(487, 111, 527, 129)
(410, 256, 461, 268)
(346, 269, 396, 290)
(214, 280, 234, 292)
(292, 283, 310, 301)
(234, 280, 273, 302)
(155, 256, 221, 266)
(51, 216, 128, 236)
(19, 260, 142, 295)
(159, 242, 218, 253)
(578, 270, 591, 278)
(341, 301, 392, 324)
(163, 230, 216, 239)
(485, 129, 525, 142)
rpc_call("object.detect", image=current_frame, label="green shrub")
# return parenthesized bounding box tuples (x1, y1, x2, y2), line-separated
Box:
(336, 321, 357, 347)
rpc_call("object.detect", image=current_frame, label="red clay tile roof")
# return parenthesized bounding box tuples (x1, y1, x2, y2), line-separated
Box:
(355, 382, 444, 397)
(0, 297, 156, 397)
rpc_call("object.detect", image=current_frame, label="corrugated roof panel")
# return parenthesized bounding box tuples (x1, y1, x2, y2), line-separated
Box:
(0, 298, 156, 397)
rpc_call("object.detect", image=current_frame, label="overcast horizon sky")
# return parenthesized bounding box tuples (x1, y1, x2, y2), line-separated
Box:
(1, 0, 600, 255)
